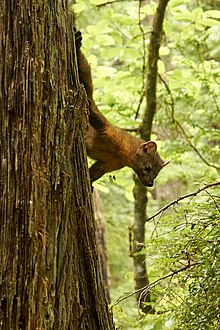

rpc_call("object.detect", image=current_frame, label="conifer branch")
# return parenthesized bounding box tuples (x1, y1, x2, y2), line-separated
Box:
(110, 262, 199, 308)
(147, 180, 220, 222)
(158, 74, 220, 171)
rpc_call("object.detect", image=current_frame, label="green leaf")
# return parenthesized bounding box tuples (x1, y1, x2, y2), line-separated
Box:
(87, 54, 98, 69)
(205, 10, 220, 19)
(173, 13, 192, 21)
(95, 65, 117, 78)
(158, 59, 165, 75)
(94, 19, 113, 33)
(159, 46, 170, 56)
(111, 32, 123, 45)
(86, 23, 113, 35)
(89, 0, 106, 4)
(96, 34, 115, 46)
(199, 18, 220, 27)
(191, 7, 203, 21)
(72, 2, 87, 14)
(114, 71, 131, 79)
(101, 47, 121, 60)
(124, 47, 141, 59)
(82, 38, 95, 50)
(169, 0, 190, 7)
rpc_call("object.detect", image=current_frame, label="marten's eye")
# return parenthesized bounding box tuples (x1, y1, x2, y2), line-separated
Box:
(145, 165, 152, 172)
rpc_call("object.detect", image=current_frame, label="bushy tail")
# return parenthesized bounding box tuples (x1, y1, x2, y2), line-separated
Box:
(74, 29, 107, 130)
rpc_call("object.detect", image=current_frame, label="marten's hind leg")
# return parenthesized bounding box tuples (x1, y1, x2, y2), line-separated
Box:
(74, 29, 93, 99)
(88, 100, 107, 130)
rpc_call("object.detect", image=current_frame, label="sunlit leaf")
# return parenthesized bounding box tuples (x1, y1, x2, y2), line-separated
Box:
(89, 0, 107, 4)
(96, 34, 115, 46)
(169, 0, 191, 7)
(205, 10, 220, 19)
(95, 65, 117, 78)
(159, 46, 170, 56)
(199, 18, 220, 27)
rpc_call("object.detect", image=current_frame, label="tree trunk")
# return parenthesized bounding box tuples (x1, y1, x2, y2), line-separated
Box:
(93, 190, 111, 304)
(132, 0, 169, 314)
(0, 1, 114, 329)
(133, 176, 153, 314)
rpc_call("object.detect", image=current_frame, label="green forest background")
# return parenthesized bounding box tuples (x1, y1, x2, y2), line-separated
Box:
(74, 0, 219, 329)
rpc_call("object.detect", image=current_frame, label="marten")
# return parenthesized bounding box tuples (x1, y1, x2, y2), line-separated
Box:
(75, 30, 169, 187)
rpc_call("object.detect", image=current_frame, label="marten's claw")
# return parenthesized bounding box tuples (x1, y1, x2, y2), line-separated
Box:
(74, 28, 82, 51)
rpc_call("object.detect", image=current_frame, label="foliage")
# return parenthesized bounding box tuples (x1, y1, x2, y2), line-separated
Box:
(145, 187, 220, 330)
(74, 0, 220, 329)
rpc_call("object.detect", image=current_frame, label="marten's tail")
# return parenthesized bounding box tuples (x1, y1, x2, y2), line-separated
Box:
(74, 29, 107, 130)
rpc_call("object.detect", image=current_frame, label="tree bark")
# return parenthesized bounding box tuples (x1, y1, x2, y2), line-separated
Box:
(132, 0, 169, 314)
(93, 190, 111, 304)
(0, 1, 114, 329)
(133, 176, 153, 314)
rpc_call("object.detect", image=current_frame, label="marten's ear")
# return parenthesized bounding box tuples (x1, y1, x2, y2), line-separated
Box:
(138, 141, 157, 155)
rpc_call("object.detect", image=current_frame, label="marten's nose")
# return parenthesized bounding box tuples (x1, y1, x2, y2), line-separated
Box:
(147, 181, 153, 187)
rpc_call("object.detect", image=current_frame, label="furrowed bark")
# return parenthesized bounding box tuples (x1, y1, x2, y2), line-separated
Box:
(94, 190, 111, 304)
(0, 1, 114, 329)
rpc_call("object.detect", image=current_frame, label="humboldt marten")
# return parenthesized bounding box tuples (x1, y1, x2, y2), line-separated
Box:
(75, 30, 169, 187)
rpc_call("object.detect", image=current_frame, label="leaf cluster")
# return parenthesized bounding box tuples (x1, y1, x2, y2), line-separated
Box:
(144, 188, 220, 329)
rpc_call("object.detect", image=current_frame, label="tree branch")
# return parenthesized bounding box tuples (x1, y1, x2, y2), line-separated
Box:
(110, 262, 199, 308)
(147, 180, 220, 222)
(158, 74, 220, 171)
(140, 0, 169, 141)
(97, 0, 123, 8)
(135, 1, 147, 120)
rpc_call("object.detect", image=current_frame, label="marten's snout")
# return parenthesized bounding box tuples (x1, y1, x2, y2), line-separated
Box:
(138, 175, 154, 187)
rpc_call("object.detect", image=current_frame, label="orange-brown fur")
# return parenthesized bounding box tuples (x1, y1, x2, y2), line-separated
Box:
(75, 30, 169, 186)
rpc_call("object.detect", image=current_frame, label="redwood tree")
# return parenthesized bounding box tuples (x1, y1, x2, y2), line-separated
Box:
(0, 1, 114, 329)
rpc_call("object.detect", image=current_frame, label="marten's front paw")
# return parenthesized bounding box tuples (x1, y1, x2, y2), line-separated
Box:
(73, 28, 82, 51)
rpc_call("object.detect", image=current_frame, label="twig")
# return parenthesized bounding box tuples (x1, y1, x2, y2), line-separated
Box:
(158, 74, 220, 171)
(204, 190, 220, 213)
(97, 0, 124, 8)
(147, 181, 220, 222)
(140, 0, 169, 141)
(135, 0, 147, 120)
(110, 262, 199, 308)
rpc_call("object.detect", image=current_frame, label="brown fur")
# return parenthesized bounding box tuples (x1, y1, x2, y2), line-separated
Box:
(75, 31, 169, 186)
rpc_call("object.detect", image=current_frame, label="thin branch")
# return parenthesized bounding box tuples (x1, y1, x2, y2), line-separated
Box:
(195, 40, 220, 114)
(147, 181, 220, 222)
(110, 262, 199, 308)
(158, 74, 220, 171)
(135, 0, 147, 120)
(135, 90, 145, 120)
(140, 0, 169, 141)
(175, 119, 220, 171)
(204, 190, 220, 213)
(97, 0, 123, 8)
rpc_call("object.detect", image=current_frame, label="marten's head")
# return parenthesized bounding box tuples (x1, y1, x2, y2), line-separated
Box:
(132, 141, 169, 187)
